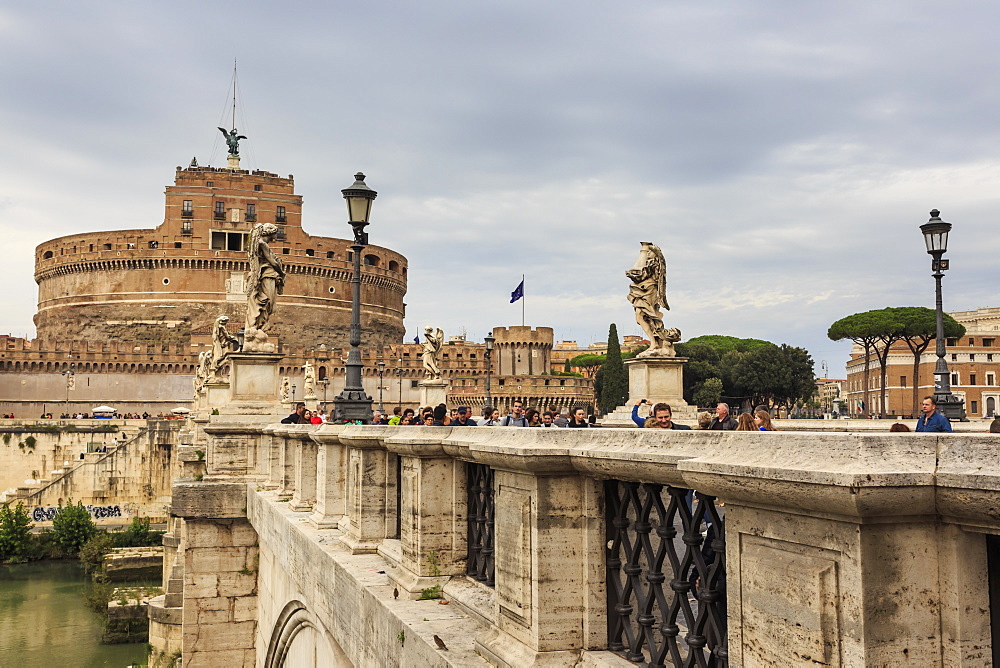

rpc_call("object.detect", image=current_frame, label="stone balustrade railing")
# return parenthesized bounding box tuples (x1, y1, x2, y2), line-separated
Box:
(168, 422, 1000, 666)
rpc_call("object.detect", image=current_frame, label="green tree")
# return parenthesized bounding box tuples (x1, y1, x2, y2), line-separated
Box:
(0, 501, 34, 564)
(892, 307, 965, 417)
(568, 353, 606, 379)
(692, 377, 724, 407)
(828, 312, 883, 417)
(675, 342, 723, 404)
(684, 334, 772, 353)
(51, 500, 98, 555)
(599, 324, 628, 414)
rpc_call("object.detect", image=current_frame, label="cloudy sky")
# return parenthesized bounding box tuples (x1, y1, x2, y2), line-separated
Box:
(3, 1, 1000, 375)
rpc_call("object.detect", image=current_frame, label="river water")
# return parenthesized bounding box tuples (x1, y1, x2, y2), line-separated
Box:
(0, 561, 149, 668)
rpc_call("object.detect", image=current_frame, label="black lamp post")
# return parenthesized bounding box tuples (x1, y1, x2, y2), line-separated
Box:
(920, 209, 966, 421)
(332, 173, 377, 423)
(484, 332, 495, 410)
(395, 360, 404, 409)
(377, 360, 386, 413)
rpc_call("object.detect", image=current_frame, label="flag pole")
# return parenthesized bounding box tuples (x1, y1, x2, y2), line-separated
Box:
(521, 274, 525, 327)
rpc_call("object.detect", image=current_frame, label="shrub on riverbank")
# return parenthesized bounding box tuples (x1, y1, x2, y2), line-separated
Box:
(0, 502, 33, 563)
(52, 500, 99, 555)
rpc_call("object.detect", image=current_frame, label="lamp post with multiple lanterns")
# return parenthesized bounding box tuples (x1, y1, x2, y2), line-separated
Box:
(920, 209, 966, 421)
(376, 360, 387, 414)
(332, 173, 378, 423)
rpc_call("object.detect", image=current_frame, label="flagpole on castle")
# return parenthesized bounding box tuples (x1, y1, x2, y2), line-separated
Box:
(521, 274, 525, 327)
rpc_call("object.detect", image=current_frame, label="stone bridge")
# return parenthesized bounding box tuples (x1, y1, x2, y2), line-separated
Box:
(150, 422, 999, 666)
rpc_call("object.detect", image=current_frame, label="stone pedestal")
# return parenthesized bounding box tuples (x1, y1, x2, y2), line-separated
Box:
(227, 154, 240, 170)
(220, 353, 283, 415)
(204, 381, 230, 412)
(602, 355, 695, 426)
(303, 395, 319, 411)
(418, 378, 449, 407)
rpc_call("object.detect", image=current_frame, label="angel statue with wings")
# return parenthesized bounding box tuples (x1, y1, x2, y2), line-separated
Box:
(218, 127, 247, 156)
(626, 241, 681, 357)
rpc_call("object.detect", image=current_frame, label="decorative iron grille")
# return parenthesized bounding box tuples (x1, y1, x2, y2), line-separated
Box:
(467, 462, 495, 586)
(606, 480, 727, 668)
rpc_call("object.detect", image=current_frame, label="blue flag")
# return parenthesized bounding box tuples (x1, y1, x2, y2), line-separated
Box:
(510, 280, 524, 304)
(414, 335, 420, 344)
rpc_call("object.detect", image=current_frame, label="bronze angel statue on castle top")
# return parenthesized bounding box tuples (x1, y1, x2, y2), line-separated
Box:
(626, 241, 681, 357)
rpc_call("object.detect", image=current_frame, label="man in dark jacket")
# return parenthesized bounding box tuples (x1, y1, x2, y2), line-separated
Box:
(709, 403, 737, 430)
(452, 406, 477, 426)
(646, 403, 691, 430)
(280, 403, 307, 424)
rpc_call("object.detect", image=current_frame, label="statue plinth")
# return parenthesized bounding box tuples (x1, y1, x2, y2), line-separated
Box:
(600, 356, 696, 427)
(418, 378, 449, 407)
(303, 394, 319, 411)
(203, 381, 230, 412)
(227, 154, 240, 171)
(218, 353, 284, 415)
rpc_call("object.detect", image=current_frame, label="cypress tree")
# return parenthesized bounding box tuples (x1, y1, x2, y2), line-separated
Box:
(599, 323, 629, 414)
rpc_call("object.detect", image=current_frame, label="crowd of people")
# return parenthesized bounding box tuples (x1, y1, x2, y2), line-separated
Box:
(631, 400, 777, 431)
(279, 400, 599, 427)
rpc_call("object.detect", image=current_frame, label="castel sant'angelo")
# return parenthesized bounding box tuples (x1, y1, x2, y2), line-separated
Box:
(0, 130, 599, 415)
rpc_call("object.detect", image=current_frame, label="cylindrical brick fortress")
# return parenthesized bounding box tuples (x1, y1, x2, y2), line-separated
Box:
(33, 164, 407, 349)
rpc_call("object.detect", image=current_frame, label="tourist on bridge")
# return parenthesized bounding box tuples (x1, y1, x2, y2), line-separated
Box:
(452, 406, 477, 427)
(567, 406, 591, 428)
(708, 403, 737, 430)
(501, 400, 530, 427)
(633, 399, 690, 430)
(281, 403, 307, 424)
(915, 396, 953, 432)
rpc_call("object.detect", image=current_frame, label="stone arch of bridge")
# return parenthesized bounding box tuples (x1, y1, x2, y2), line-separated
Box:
(264, 599, 352, 668)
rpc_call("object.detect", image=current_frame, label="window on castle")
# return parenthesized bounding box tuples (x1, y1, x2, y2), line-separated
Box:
(952, 354, 958, 361)
(305, 249, 314, 257)
(182, 200, 193, 218)
(990, 354, 995, 363)
(282, 248, 289, 255)
(254, 184, 262, 192)
(970, 354, 976, 361)
(410, 380, 418, 389)
(246, 203, 256, 222)
(972, 400, 979, 414)
(900, 376, 907, 387)
(947, 338, 958, 346)
(206, 181, 214, 187)
(970, 338, 976, 346)
(971, 374, 978, 385)
(952, 373, 960, 385)
(988, 373, 996, 385)
(214, 202, 225, 220)
(210, 231, 246, 251)
(986, 338, 995, 347)
(103, 243, 112, 250)
(276, 206, 286, 223)
(326, 251, 334, 259)
(174, 242, 182, 249)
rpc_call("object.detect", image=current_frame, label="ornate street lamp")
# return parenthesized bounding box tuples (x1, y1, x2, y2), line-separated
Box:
(377, 360, 386, 414)
(920, 209, 966, 421)
(484, 332, 495, 411)
(332, 173, 377, 423)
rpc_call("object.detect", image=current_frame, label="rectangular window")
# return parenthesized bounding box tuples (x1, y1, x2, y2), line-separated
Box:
(971, 354, 976, 361)
(181, 200, 193, 218)
(990, 354, 995, 362)
(181, 220, 192, 235)
(246, 203, 256, 222)
(276, 206, 286, 223)
(952, 373, 960, 385)
(900, 376, 907, 388)
(988, 373, 996, 385)
(985, 338, 995, 347)
(206, 181, 214, 187)
(214, 202, 225, 220)
(951, 354, 958, 361)
(254, 184, 262, 192)
(947, 338, 958, 346)
(211, 231, 246, 251)
(410, 380, 418, 389)
(970, 338, 976, 346)
(971, 374, 977, 386)
(972, 400, 978, 414)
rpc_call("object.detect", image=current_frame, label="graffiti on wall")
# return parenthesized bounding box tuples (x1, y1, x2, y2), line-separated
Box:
(31, 503, 139, 522)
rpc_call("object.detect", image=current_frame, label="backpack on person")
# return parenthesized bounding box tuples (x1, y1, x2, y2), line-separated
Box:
(501, 415, 529, 427)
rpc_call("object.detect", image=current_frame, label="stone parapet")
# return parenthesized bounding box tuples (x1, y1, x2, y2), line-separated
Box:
(163, 425, 1000, 666)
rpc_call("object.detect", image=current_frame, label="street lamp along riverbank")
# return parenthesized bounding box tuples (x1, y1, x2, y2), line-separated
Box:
(332, 173, 377, 423)
(920, 209, 966, 421)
